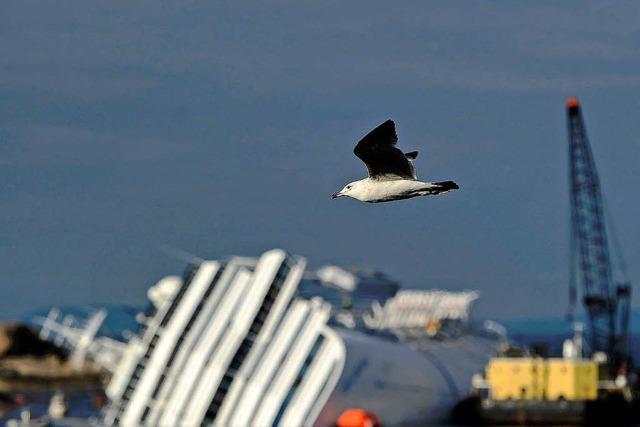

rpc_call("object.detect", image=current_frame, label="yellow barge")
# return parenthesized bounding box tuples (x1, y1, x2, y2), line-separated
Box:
(486, 357, 598, 401)
(452, 355, 635, 425)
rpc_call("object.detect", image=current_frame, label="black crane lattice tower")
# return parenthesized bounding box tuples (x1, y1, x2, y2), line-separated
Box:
(566, 98, 631, 368)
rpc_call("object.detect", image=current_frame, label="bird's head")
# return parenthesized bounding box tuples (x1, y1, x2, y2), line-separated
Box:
(331, 180, 364, 200)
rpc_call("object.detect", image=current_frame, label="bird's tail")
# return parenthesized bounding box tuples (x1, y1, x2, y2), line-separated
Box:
(432, 180, 459, 193)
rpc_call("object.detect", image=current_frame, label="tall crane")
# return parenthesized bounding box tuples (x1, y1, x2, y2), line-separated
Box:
(566, 98, 631, 370)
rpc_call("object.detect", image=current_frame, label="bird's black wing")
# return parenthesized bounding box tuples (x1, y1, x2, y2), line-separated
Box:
(353, 120, 416, 180)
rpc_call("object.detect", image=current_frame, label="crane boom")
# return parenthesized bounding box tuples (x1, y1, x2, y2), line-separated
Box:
(566, 98, 630, 367)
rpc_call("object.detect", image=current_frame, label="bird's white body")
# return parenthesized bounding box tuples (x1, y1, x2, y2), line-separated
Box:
(332, 120, 458, 203)
(336, 178, 443, 203)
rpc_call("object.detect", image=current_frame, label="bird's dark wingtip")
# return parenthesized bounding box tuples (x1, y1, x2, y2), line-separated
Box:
(435, 180, 459, 191)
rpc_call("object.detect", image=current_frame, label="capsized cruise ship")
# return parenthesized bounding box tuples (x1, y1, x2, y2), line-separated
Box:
(41, 248, 501, 426)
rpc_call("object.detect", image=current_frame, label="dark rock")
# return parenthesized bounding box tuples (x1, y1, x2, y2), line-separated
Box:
(0, 323, 67, 359)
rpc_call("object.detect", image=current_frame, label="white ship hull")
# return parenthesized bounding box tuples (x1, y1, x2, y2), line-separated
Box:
(317, 329, 498, 426)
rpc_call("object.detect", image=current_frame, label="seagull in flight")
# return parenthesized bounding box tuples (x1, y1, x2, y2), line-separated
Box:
(332, 120, 459, 203)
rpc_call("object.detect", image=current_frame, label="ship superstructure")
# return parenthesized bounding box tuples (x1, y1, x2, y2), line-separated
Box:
(103, 249, 346, 427)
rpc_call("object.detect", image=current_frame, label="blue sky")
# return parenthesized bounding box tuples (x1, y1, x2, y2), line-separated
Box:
(2, 1, 640, 320)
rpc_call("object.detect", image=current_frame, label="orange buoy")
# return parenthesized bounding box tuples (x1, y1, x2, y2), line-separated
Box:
(336, 408, 381, 427)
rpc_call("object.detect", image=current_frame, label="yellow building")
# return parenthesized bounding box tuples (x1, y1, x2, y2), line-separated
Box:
(485, 357, 598, 401)
(486, 358, 546, 400)
(545, 358, 597, 401)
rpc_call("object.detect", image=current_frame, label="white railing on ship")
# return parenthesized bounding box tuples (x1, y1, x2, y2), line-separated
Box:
(362, 290, 479, 331)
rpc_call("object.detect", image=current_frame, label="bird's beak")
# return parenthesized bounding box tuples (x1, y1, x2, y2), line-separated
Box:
(331, 191, 343, 199)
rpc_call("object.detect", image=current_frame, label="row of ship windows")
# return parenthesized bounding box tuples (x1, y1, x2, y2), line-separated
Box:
(160, 263, 201, 328)
(112, 257, 293, 426)
(272, 335, 326, 426)
(140, 267, 227, 422)
(201, 260, 291, 425)
(110, 264, 201, 424)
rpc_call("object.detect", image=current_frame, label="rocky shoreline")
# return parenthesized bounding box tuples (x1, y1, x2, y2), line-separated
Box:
(0, 323, 103, 391)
